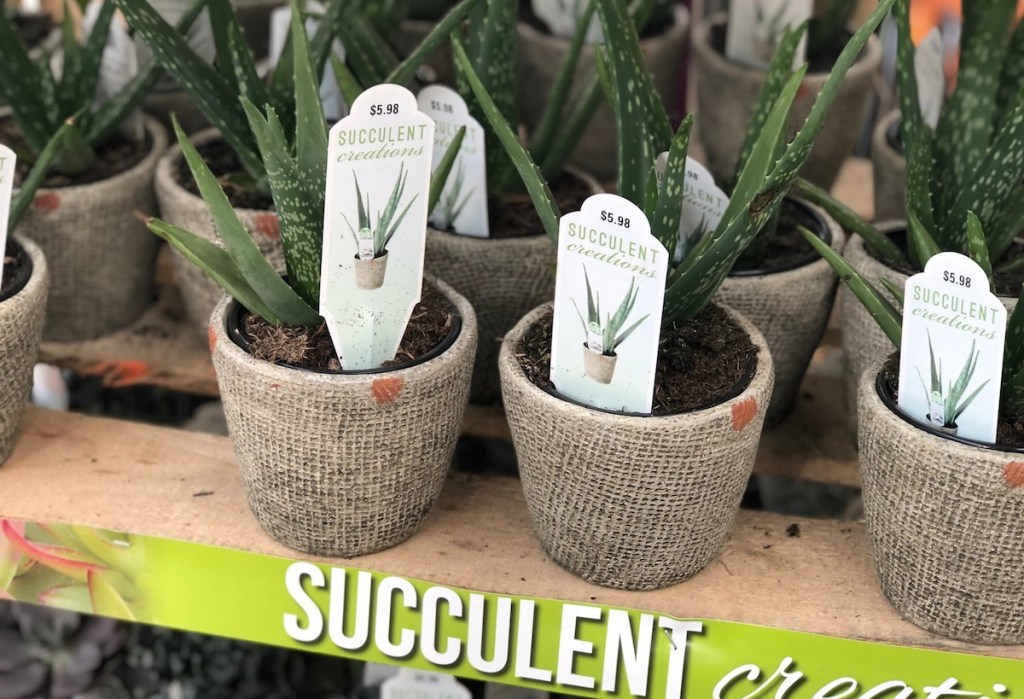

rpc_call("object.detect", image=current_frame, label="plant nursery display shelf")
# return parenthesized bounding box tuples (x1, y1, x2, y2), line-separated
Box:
(0, 407, 1018, 661)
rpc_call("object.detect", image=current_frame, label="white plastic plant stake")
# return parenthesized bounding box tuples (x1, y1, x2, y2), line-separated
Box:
(268, 2, 346, 121)
(0, 145, 14, 291)
(83, 0, 143, 140)
(418, 85, 489, 237)
(530, 0, 602, 42)
(381, 669, 472, 699)
(321, 84, 434, 370)
(725, 0, 812, 70)
(655, 153, 729, 262)
(898, 252, 1006, 443)
(551, 193, 667, 414)
(914, 27, 945, 129)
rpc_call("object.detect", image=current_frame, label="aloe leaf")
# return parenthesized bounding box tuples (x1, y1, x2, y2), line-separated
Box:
(807, 0, 856, 59)
(331, 8, 398, 88)
(62, 0, 116, 118)
(798, 226, 902, 347)
(538, 78, 602, 179)
(0, 9, 54, 152)
(926, 331, 940, 393)
(997, 21, 1024, 125)
(948, 341, 980, 409)
(206, 0, 239, 84)
(227, 15, 271, 120)
(385, 0, 477, 85)
(290, 0, 328, 187)
(453, 36, 561, 241)
(330, 53, 364, 107)
(607, 278, 637, 337)
(965, 212, 994, 288)
(987, 186, 1024, 263)
(584, 265, 597, 324)
(878, 277, 905, 307)
(429, 126, 467, 212)
(309, 0, 347, 78)
(907, 208, 940, 268)
(651, 115, 693, 256)
(382, 194, 418, 249)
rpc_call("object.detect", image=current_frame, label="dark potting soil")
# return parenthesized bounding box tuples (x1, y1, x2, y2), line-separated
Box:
(1, 119, 150, 188)
(14, 12, 53, 48)
(486, 173, 594, 240)
(732, 198, 823, 273)
(516, 304, 758, 416)
(518, 0, 674, 40)
(880, 355, 1024, 449)
(0, 242, 26, 299)
(710, 22, 854, 74)
(240, 282, 455, 371)
(174, 139, 276, 211)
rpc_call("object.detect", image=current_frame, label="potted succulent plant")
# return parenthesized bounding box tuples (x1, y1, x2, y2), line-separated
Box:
(693, 0, 882, 189)
(0, 0, 189, 341)
(146, 7, 477, 556)
(516, 0, 690, 180)
(118, 0, 473, 335)
(460, 0, 893, 589)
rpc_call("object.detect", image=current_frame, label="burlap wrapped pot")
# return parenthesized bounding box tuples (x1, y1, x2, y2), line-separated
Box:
(871, 110, 905, 223)
(0, 236, 49, 464)
(499, 303, 774, 590)
(693, 14, 882, 190)
(859, 361, 1024, 644)
(15, 115, 166, 341)
(155, 128, 284, 336)
(210, 279, 477, 556)
(718, 198, 845, 426)
(425, 169, 601, 404)
(517, 5, 690, 181)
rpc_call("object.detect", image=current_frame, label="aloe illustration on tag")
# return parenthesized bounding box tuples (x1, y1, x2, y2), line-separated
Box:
(917, 331, 988, 436)
(574, 266, 649, 385)
(0, 144, 13, 289)
(725, 0, 811, 69)
(342, 166, 417, 290)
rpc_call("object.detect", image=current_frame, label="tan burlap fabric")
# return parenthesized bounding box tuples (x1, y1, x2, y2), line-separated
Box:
(16, 116, 166, 341)
(0, 237, 49, 464)
(871, 110, 906, 223)
(858, 361, 1024, 644)
(156, 129, 284, 336)
(211, 279, 477, 556)
(390, 19, 456, 87)
(516, 6, 690, 181)
(693, 14, 882, 190)
(718, 199, 844, 426)
(425, 169, 601, 404)
(500, 303, 774, 590)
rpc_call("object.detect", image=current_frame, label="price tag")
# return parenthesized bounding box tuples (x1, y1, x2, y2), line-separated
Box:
(268, 2, 346, 121)
(417, 85, 489, 237)
(83, 0, 143, 140)
(551, 193, 667, 414)
(381, 669, 472, 699)
(530, 0, 602, 42)
(0, 145, 14, 291)
(320, 84, 434, 370)
(898, 252, 1006, 443)
(725, 0, 811, 70)
(655, 153, 729, 262)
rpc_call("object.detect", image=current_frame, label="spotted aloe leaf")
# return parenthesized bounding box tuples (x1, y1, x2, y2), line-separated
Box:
(429, 126, 468, 212)
(651, 115, 693, 257)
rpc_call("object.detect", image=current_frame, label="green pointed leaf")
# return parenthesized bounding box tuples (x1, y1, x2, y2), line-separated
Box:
(0, 8, 54, 151)
(965, 211, 993, 288)
(61, 0, 116, 118)
(651, 115, 693, 256)
(907, 208, 941, 267)
(429, 126, 467, 212)
(385, 0, 478, 86)
(8, 119, 74, 232)
(290, 0, 328, 186)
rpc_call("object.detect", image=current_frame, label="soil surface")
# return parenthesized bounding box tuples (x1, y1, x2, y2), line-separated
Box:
(239, 282, 456, 371)
(880, 354, 1024, 449)
(1, 119, 150, 188)
(14, 12, 53, 48)
(733, 198, 823, 273)
(519, 0, 674, 40)
(1, 241, 26, 300)
(174, 139, 275, 211)
(483, 173, 594, 239)
(710, 22, 854, 74)
(516, 304, 758, 416)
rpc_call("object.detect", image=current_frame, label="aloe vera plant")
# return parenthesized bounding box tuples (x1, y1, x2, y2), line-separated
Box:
(343, 167, 418, 259)
(456, 0, 894, 327)
(0, 0, 204, 176)
(917, 331, 989, 429)
(574, 265, 649, 355)
(432, 161, 474, 231)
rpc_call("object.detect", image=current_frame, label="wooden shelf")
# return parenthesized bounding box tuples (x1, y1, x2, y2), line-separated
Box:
(0, 407, 1016, 659)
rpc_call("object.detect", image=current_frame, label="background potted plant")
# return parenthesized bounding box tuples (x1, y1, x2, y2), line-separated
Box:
(461, 0, 893, 589)
(693, 0, 882, 189)
(871, 107, 905, 221)
(145, 8, 477, 556)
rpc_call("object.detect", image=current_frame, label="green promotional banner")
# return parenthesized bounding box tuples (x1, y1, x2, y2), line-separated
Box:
(1, 517, 1022, 698)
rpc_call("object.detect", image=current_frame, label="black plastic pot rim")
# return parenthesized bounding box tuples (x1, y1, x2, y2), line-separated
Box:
(875, 368, 1024, 454)
(225, 292, 463, 376)
(0, 238, 34, 304)
(884, 116, 904, 157)
(728, 196, 833, 278)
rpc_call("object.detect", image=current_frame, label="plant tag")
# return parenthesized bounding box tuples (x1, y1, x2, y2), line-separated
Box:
(0, 145, 14, 291)
(914, 26, 945, 129)
(898, 252, 1006, 443)
(83, 0, 142, 140)
(268, 2, 346, 121)
(550, 193, 667, 414)
(321, 84, 434, 371)
(654, 153, 729, 262)
(381, 669, 471, 699)
(530, 0, 602, 42)
(418, 85, 489, 237)
(725, 0, 811, 70)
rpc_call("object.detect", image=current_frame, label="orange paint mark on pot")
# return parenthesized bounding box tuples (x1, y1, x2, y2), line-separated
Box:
(731, 396, 757, 432)
(207, 325, 217, 352)
(33, 193, 60, 212)
(1004, 461, 1024, 489)
(371, 377, 405, 405)
(253, 213, 280, 241)
(81, 360, 152, 388)
(270, 383, 280, 390)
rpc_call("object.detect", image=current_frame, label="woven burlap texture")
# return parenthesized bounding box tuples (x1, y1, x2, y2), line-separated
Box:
(841, 231, 1018, 431)
(425, 169, 601, 404)
(718, 198, 844, 426)
(15, 116, 166, 341)
(871, 110, 905, 223)
(693, 14, 881, 190)
(499, 303, 774, 590)
(0, 236, 49, 464)
(211, 279, 477, 557)
(517, 6, 690, 181)
(156, 129, 285, 336)
(858, 361, 1024, 644)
